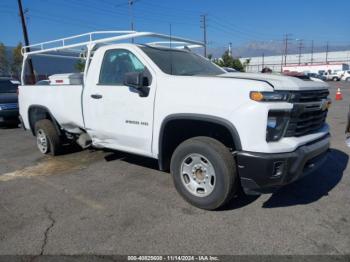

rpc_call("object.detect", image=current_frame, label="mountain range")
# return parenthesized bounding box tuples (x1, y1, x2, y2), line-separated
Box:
(209, 41, 350, 58)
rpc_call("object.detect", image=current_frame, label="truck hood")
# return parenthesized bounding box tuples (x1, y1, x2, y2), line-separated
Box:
(219, 72, 329, 91)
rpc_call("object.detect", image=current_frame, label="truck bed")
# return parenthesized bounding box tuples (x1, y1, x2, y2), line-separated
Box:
(19, 84, 84, 132)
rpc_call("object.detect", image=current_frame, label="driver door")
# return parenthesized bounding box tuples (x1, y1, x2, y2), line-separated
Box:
(83, 48, 155, 156)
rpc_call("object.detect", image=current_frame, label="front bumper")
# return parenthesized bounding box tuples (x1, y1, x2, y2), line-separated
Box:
(0, 109, 19, 122)
(236, 135, 330, 195)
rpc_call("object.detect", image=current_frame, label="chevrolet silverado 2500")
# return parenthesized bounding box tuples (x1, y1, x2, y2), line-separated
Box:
(19, 31, 331, 210)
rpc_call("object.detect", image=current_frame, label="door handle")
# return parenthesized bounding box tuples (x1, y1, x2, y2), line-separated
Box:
(91, 94, 103, 99)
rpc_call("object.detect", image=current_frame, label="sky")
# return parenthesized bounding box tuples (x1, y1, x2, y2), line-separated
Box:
(1, 0, 350, 54)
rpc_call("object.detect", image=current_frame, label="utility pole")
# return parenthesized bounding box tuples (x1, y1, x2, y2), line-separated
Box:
(310, 40, 314, 65)
(128, 0, 134, 43)
(169, 23, 172, 48)
(297, 39, 304, 65)
(200, 14, 207, 57)
(17, 0, 35, 84)
(283, 34, 292, 66)
(262, 53, 265, 69)
(326, 41, 329, 63)
(280, 49, 284, 72)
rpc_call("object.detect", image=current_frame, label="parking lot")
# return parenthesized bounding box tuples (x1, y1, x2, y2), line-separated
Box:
(0, 82, 349, 255)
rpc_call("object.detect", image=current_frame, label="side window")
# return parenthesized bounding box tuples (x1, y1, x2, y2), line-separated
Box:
(99, 49, 145, 85)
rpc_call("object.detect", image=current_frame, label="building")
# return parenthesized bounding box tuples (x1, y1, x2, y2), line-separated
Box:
(282, 63, 349, 75)
(241, 50, 350, 73)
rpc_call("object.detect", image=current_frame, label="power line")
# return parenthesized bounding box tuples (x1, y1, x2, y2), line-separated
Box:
(208, 23, 258, 42)
(136, 1, 201, 15)
(210, 16, 280, 39)
(59, 0, 199, 27)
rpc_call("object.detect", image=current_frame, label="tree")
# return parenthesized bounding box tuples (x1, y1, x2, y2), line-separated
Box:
(74, 59, 85, 72)
(213, 50, 244, 72)
(0, 43, 9, 76)
(11, 43, 23, 79)
(242, 58, 251, 71)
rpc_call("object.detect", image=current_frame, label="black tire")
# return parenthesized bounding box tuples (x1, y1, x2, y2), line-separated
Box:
(170, 137, 237, 210)
(332, 77, 339, 81)
(35, 119, 62, 156)
(346, 78, 350, 82)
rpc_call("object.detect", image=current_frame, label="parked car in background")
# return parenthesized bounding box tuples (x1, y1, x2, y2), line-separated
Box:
(0, 77, 20, 126)
(306, 73, 326, 81)
(283, 71, 312, 80)
(340, 71, 350, 82)
(322, 71, 341, 81)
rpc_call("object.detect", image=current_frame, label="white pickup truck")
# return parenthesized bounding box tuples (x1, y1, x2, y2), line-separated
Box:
(19, 31, 331, 210)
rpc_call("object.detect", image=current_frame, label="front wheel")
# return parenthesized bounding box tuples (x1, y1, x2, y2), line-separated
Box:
(170, 137, 237, 210)
(35, 119, 62, 156)
(346, 77, 350, 82)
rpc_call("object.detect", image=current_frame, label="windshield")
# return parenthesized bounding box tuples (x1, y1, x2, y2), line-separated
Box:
(140, 46, 224, 76)
(0, 79, 18, 93)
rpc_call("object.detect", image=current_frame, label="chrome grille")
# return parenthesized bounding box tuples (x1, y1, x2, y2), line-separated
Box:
(289, 89, 329, 103)
(285, 90, 329, 137)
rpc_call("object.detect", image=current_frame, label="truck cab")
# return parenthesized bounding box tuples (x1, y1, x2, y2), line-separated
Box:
(19, 31, 331, 210)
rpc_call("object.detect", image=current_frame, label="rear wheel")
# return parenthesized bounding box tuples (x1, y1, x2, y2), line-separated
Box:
(346, 77, 350, 82)
(332, 77, 339, 81)
(35, 119, 62, 156)
(170, 137, 237, 210)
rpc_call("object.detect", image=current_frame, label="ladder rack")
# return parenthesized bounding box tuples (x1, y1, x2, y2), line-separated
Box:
(22, 31, 204, 56)
(20, 31, 205, 85)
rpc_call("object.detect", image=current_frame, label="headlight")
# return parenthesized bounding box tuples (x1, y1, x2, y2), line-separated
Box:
(250, 91, 290, 102)
(266, 110, 290, 142)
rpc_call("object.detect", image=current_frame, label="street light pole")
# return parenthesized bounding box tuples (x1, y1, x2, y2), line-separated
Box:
(128, 0, 134, 43)
(200, 14, 207, 57)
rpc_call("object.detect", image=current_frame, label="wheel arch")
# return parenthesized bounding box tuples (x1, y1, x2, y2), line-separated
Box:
(28, 105, 62, 136)
(158, 113, 242, 171)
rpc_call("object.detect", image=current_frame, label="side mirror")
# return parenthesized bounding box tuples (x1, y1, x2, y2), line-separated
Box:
(124, 72, 145, 89)
(124, 72, 150, 97)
